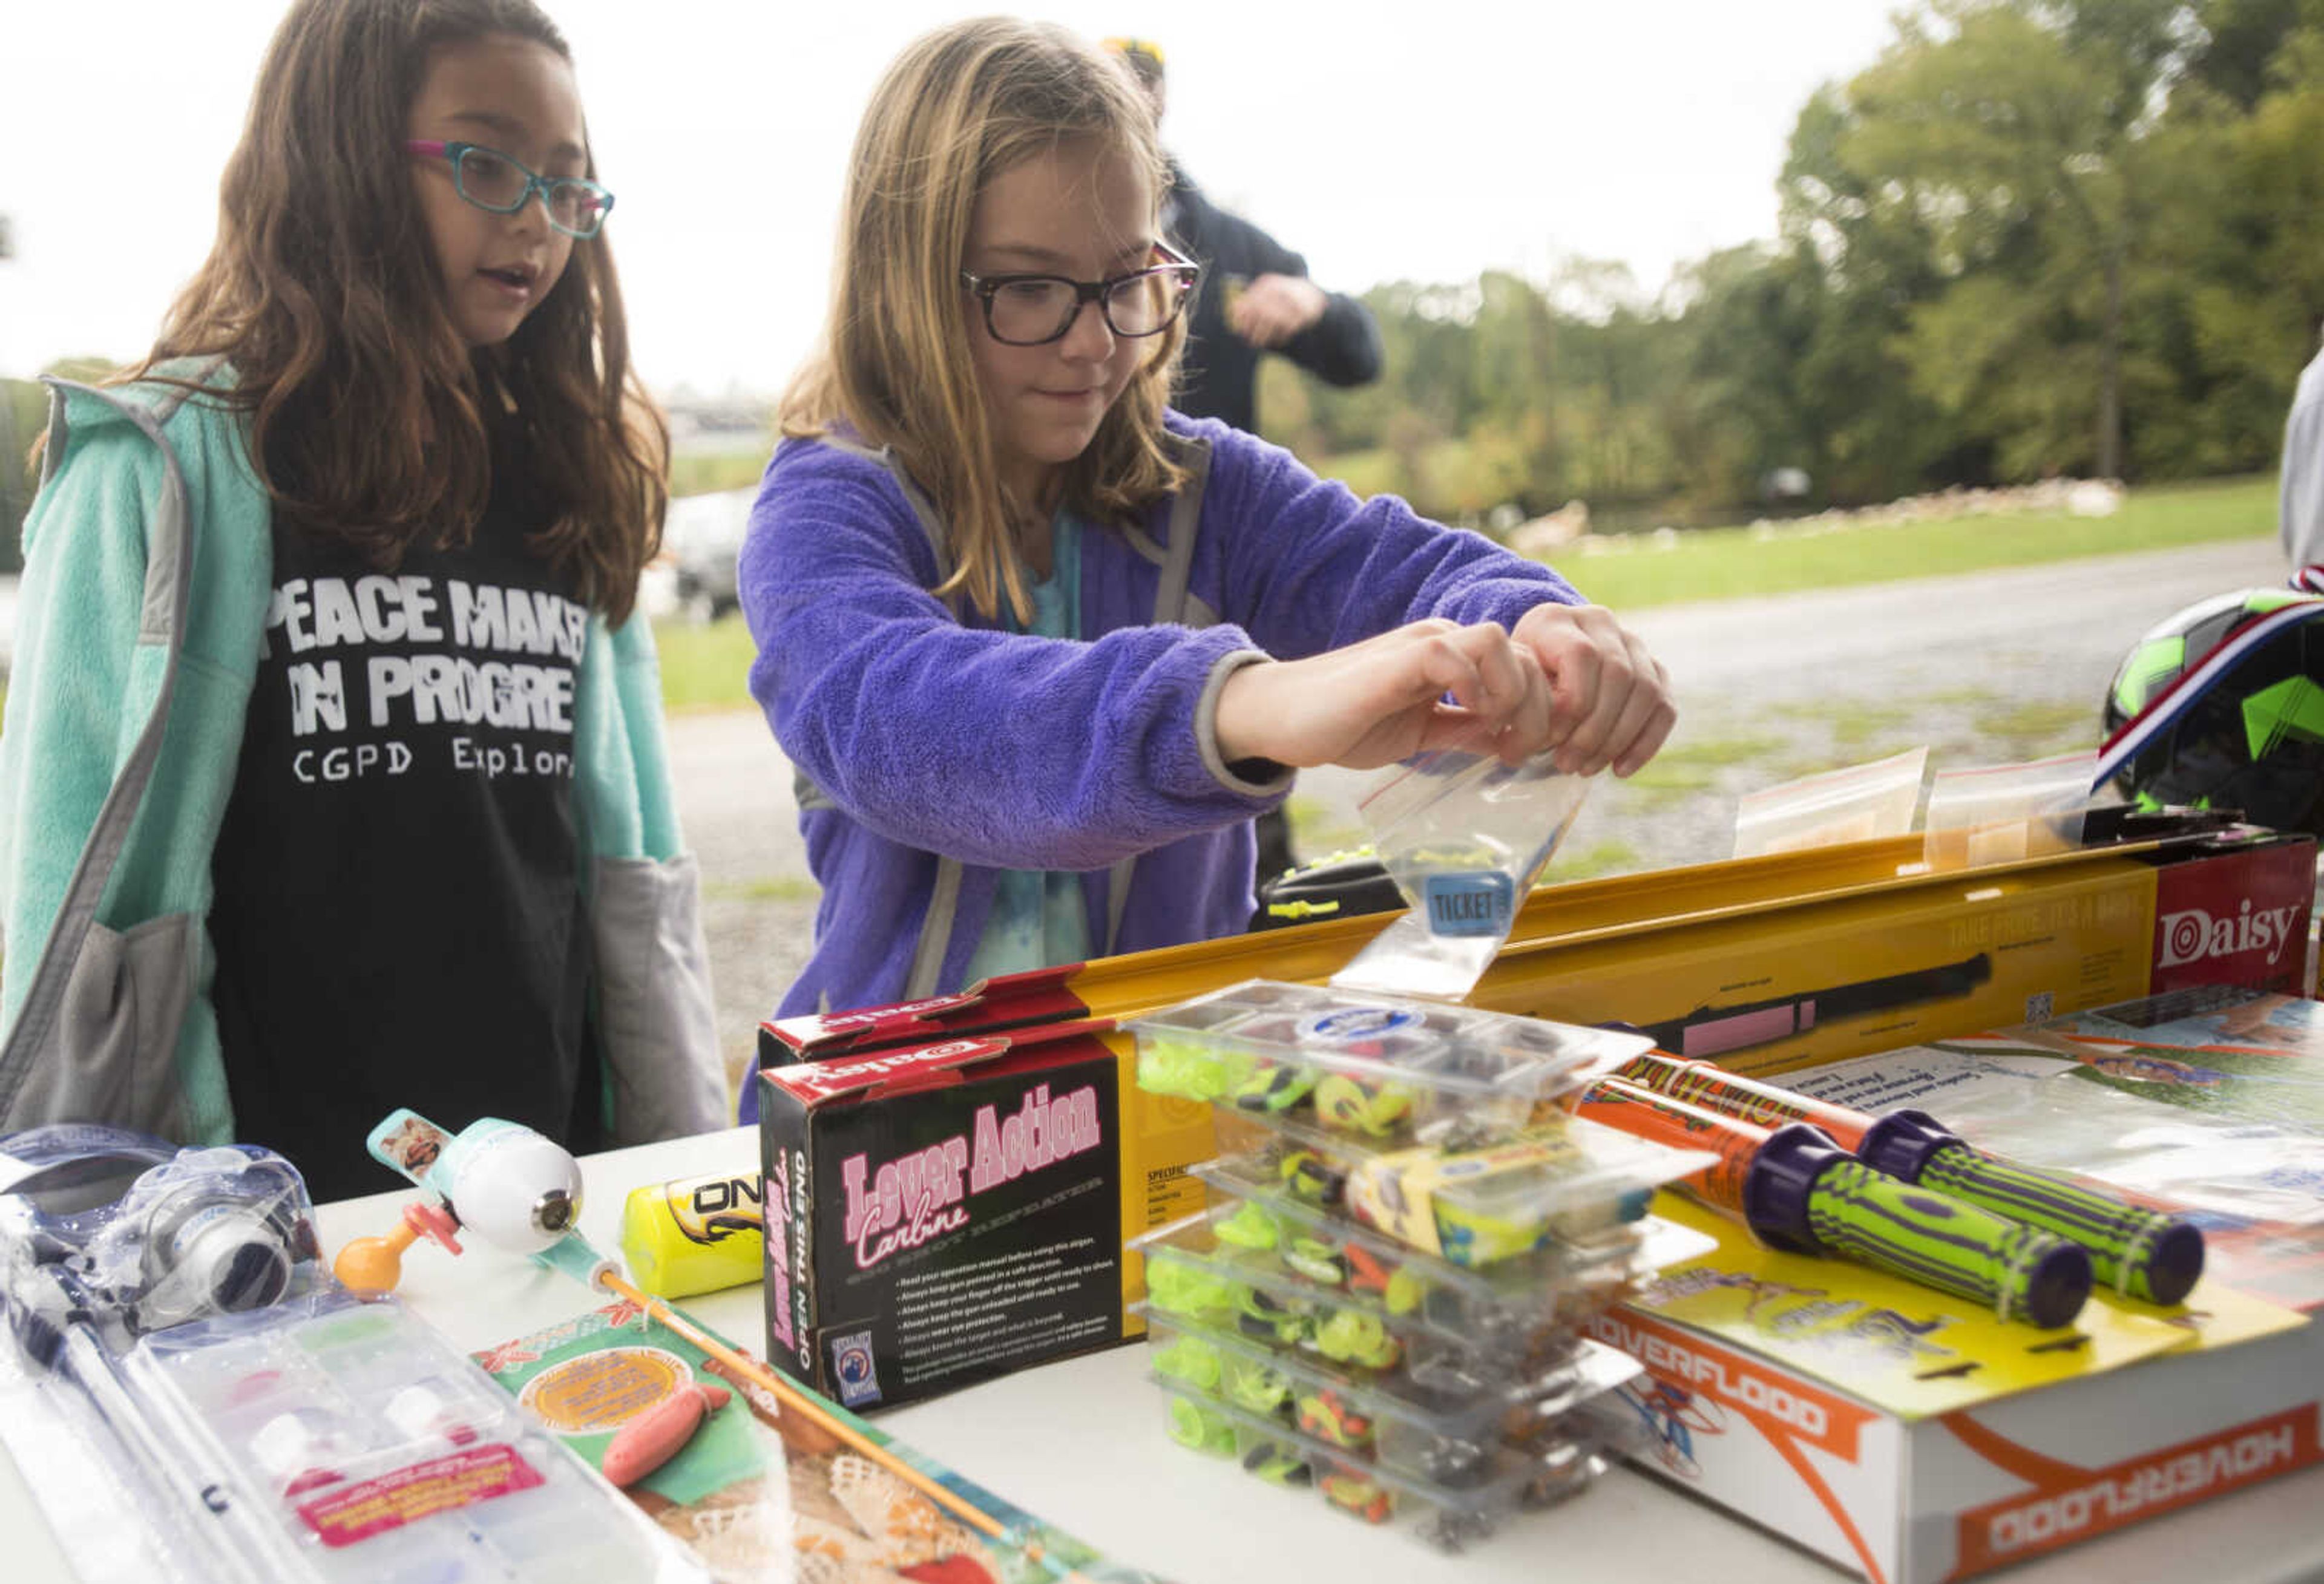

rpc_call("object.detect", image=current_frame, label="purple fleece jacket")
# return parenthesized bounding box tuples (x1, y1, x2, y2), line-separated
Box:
(736, 414, 1579, 1114)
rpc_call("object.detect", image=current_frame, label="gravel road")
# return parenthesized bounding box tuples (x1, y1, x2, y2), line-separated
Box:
(672, 537, 2294, 1083)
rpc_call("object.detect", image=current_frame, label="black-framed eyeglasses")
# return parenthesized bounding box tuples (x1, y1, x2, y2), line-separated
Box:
(404, 140, 615, 238)
(959, 241, 1200, 346)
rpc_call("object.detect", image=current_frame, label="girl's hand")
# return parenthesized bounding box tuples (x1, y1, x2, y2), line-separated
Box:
(1508, 602, 1675, 777)
(1213, 607, 1674, 777)
(1215, 619, 1553, 771)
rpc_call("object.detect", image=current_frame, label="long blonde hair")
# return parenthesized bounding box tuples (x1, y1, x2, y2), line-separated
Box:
(780, 17, 1187, 623)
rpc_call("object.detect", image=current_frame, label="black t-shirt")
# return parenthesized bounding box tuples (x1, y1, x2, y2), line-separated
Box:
(211, 463, 597, 1202)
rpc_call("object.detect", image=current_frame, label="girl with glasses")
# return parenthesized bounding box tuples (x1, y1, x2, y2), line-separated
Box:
(738, 19, 1676, 1094)
(0, 0, 721, 1198)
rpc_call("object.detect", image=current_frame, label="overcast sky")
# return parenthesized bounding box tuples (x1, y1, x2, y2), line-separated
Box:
(0, 1, 1908, 396)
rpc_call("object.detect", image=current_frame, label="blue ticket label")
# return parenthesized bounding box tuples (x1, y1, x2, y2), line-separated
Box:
(1423, 872, 1515, 937)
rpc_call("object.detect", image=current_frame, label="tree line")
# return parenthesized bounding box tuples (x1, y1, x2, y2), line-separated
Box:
(1265, 0, 2324, 530)
(9, 1, 2320, 564)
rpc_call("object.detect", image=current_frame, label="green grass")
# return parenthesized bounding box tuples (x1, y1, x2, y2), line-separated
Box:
(1552, 839, 1644, 879)
(1617, 733, 1788, 804)
(1982, 700, 2098, 758)
(646, 474, 2279, 715)
(1551, 474, 2276, 610)
(704, 875, 821, 903)
(1774, 693, 2096, 758)
(669, 434, 776, 497)
(669, 445, 769, 498)
(654, 615, 758, 713)
(1768, 698, 1919, 753)
(1311, 447, 1402, 502)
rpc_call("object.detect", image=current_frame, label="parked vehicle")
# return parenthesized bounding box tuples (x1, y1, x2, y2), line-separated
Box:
(660, 488, 755, 625)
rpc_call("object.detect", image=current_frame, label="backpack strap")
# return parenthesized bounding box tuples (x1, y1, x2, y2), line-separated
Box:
(1099, 433, 1214, 957)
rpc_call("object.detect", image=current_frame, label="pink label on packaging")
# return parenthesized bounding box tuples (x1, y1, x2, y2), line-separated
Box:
(297, 1442, 543, 1548)
(1679, 1003, 1803, 1058)
(767, 1038, 1013, 1103)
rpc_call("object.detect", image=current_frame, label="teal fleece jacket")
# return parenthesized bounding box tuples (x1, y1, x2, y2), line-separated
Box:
(0, 371, 724, 1148)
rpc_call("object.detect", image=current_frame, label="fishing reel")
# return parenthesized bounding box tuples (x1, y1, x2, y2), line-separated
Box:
(0, 1124, 320, 1366)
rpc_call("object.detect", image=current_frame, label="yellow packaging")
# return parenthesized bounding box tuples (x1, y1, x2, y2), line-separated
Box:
(619, 1171, 766, 1298)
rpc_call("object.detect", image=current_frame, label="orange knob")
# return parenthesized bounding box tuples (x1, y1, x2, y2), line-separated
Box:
(332, 1221, 417, 1297)
(332, 1203, 464, 1297)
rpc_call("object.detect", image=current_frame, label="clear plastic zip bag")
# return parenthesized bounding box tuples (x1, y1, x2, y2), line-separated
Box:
(1732, 747, 1927, 859)
(1922, 751, 2099, 871)
(1330, 738, 1593, 1002)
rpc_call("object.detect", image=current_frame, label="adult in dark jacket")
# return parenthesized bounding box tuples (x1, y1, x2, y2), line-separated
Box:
(1109, 38, 1387, 886)
(1164, 159, 1385, 434)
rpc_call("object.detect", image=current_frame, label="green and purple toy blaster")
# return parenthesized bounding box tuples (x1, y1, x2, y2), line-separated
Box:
(1575, 1077, 2095, 1328)
(1609, 1051, 2205, 1306)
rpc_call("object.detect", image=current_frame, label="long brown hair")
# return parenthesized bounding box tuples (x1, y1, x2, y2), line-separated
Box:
(133, 0, 664, 623)
(779, 18, 1187, 624)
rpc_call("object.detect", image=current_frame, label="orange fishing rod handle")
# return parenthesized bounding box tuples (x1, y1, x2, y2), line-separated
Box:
(1575, 1076, 1769, 1216)
(1617, 1050, 1873, 1150)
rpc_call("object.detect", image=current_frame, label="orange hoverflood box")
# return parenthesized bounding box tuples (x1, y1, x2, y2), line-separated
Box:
(1590, 977, 2324, 1582)
(1591, 1194, 2319, 1584)
(1594, 984, 2324, 1584)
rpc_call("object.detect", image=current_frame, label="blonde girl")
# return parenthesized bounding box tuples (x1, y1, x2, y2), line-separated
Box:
(738, 18, 1673, 1092)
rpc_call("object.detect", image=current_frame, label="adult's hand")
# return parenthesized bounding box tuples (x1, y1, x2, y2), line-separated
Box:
(1229, 273, 1328, 349)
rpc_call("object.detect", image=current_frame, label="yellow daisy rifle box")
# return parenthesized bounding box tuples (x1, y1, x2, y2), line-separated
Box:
(778, 821, 2312, 1090)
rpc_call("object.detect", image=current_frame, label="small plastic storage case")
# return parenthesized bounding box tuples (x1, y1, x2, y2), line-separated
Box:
(1148, 1375, 1618, 1553)
(1126, 980, 1649, 1145)
(113, 1289, 670, 1580)
(1141, 1302, 1640, 1489)
(1189, 1158, 1703, 1353)
(1210, 1102, 1716, 1269)
(1137, 1209, 1488, 1378)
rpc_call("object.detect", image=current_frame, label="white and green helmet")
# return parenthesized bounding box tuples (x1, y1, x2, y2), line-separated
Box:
(2099, 588, 2324, 837)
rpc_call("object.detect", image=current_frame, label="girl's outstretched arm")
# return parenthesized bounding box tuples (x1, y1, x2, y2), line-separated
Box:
(1213, 605, 1673, 777)
(1200, 424, 1674, 776)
